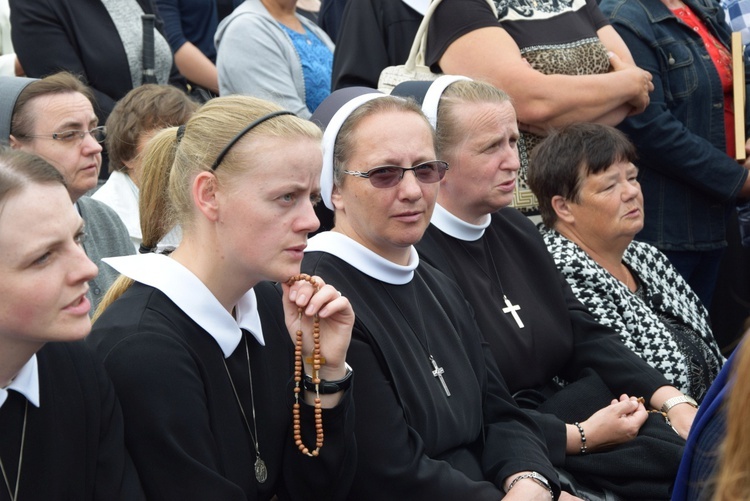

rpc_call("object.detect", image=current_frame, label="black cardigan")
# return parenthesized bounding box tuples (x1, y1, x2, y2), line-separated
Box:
(9, 0, 185, 124)
(0, 341, 144, 500)
(88, 281, 356, 501)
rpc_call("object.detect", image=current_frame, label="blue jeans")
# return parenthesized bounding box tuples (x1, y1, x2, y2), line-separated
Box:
(662, 249, 725, 308)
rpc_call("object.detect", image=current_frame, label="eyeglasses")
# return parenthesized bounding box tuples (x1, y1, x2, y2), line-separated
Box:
(343, 160, 449, 188)
(23, 126, 106, 144)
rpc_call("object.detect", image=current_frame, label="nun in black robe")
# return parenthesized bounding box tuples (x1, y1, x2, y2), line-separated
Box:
(392, 76, 689, 500)
(87, 98, 357, 501)
(304, 88, 560, 500)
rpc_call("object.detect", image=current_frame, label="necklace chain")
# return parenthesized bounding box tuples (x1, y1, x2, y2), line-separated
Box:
(222, 336, 267, 483)
(379, 279, 452, 397)
(457, 238, 525, 328)
(0, 398, 28, 501)
(287, 274, 324, 457)
(458, 238, 507, 297)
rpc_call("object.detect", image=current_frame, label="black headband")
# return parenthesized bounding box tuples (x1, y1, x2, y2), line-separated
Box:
(210, 110, 295, 171)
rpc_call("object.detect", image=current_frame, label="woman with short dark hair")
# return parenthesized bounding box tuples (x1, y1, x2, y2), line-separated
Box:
(528, 122, 723, 403)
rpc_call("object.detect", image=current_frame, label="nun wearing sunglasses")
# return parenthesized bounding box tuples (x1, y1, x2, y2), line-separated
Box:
(302, 87, 565, 501)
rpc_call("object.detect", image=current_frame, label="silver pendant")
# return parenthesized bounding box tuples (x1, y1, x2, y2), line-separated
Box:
(254, 457, 268, 483)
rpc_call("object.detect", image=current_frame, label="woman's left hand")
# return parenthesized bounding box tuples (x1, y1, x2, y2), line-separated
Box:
(650, 387, 696, 439)
(282, 275, 354, 382)
(665, 403, 696, 440)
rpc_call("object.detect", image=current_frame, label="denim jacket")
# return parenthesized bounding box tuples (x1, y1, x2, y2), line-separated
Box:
(600, 0, 749, 251)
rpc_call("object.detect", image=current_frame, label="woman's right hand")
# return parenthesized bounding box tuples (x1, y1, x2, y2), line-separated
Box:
(566, 395, 648, 454)
(282, 276, 354, 380)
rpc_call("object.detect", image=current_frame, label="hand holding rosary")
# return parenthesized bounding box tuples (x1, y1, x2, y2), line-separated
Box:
(287, 274, 324, 457)
(286, 273, 353, 456)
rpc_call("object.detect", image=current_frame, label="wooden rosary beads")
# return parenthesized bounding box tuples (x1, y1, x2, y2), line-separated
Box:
(287, 274, 324, 457)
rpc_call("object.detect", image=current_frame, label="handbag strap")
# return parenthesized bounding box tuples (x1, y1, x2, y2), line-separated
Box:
(406, 0, 498, 71)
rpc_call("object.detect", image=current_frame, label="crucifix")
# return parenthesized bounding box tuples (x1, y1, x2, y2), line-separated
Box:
(502, 295, 524, 328)
(429, 355, 451, 397)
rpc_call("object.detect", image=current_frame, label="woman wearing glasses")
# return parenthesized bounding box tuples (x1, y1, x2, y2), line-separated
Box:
(88, 95, 356, 500)
(302, 88, 563, 500)
(2, 72, 134, 312)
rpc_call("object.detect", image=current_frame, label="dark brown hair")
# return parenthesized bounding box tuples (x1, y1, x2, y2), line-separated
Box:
(528, 122, 637, 228)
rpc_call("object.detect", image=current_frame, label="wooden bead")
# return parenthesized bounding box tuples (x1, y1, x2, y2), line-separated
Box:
(287, 273, 324, 457)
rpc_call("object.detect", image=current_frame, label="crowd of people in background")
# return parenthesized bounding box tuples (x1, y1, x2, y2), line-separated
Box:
(1, 0, 750, 499)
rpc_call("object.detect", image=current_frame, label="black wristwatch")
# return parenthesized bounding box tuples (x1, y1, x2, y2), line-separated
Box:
(303, 365, 353, 394)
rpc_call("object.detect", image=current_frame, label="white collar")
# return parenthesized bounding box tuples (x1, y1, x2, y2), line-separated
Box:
(0, 355, 40, 409)
(102, 254, 264, 357)
(401, 0, 429, 14)
(92, 171, 141, 242)
(430, 203, 491, 242)
(305, 231, 419, 285)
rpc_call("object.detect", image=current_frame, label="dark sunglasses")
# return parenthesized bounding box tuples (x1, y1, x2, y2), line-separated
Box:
(343, 160, 449, 189)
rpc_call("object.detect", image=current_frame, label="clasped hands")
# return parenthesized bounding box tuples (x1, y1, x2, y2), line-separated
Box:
(567, 394, 648, 454)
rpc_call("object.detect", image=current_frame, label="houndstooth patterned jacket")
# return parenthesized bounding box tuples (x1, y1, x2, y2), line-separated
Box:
(542, 227, 724, 402)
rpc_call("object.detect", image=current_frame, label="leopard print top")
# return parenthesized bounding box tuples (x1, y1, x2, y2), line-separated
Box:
(515, 38, 611, 211)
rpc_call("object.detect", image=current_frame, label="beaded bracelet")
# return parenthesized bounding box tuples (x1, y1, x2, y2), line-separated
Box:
(574, 422, 587, 455)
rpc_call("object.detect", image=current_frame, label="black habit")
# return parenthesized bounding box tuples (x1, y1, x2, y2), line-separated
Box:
(302, 232, 558, 500)
(89, 274, 355, 501)
(0, 342, 143, 501)
(416, 206, 671, 465)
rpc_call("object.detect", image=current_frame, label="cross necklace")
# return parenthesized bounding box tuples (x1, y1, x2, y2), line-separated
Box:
(222, 335, 268, 484)
(381, 280, 451, 397)
(458, 238, 524, 329)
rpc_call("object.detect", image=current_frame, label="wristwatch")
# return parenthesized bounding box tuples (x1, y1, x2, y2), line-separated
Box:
(303, 364, 353, 394)
(661, 395, 698, 414)
(506, 471, 554, 498)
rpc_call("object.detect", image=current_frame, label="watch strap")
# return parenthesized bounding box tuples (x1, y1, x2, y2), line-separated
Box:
(506, 471, 554, 498)
(660, 395, 698, 414)
(303, 366, 353, 394)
